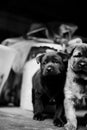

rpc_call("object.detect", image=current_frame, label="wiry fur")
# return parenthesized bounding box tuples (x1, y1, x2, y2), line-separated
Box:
(64, 43, 87, 130)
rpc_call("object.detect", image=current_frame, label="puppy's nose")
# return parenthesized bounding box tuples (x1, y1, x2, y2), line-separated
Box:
(47, 66, 53, 72)
(79, 62, 86, 67)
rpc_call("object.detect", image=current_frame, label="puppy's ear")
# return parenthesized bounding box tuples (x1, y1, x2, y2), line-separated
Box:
(66, 45, 76, 55)
(57, 51, 69, 62)
(66, 38, 83, 55)
(36, 53, 45, 64)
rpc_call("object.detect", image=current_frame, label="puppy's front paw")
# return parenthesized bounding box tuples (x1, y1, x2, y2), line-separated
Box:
(82, 114, 87, 126)
(53, 118, 64, 127)
(33, 113, 46, 121)
(64, 122, 76, 130)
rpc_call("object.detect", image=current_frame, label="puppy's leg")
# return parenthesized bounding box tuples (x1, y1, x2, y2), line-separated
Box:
(53, 103, 66, 127)
(33, 91, 46, 121)
(53, 95, 66, 127)
(82, 113, 87, 127)
(64, 97, 77, 130)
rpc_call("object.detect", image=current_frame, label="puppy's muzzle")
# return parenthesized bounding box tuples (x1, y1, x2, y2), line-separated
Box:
(72, 60, 87, 73)
(78, 61, 87, 68)
(46, 66, 54, 73)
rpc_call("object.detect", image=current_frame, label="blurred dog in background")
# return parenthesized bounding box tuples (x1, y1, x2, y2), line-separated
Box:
(0, 69, 22, 107)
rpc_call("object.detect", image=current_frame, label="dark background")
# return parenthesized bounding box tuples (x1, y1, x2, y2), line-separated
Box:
(0, 0, 87, 42)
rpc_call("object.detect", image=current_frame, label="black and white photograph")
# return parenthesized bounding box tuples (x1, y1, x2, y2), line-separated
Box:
(0, 1, 87, 130)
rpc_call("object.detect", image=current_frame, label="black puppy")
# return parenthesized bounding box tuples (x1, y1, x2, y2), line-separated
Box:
(32, 50, 68, 127)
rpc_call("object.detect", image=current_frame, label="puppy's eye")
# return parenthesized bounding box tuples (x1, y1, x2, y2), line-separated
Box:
(43, 61, 46, 65)
(52, 59, 58, 63)
(73, 52, 82, 57)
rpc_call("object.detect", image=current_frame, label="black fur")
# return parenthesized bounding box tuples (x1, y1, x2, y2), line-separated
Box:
(32, 51, 67, 127)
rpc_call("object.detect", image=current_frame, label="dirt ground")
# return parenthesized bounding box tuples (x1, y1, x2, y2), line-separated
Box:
(0, 107, 87, 130)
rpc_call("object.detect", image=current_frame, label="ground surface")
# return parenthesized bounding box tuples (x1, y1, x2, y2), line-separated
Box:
(0, 107, 87, 130)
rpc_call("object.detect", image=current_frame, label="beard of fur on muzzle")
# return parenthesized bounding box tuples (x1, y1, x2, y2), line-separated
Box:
(71, 63, 87, 75)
